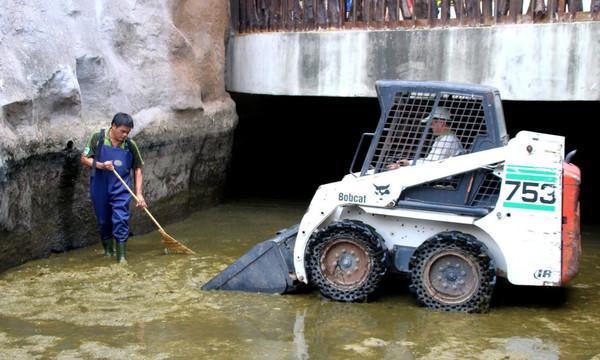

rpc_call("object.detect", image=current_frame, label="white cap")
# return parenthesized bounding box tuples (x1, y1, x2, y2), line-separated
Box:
(421, 107, 451, 123)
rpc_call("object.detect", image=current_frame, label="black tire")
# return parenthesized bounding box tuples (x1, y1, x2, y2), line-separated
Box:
(409, 231, 496, 313)
(307, 220, 388, 302)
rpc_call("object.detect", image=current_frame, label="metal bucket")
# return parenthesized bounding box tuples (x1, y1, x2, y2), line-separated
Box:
(202, 224, 299, 294)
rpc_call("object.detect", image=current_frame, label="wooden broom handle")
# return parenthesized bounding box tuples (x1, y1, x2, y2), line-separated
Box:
(111, 168, 164, 232)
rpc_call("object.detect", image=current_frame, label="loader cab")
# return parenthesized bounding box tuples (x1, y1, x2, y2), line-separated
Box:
(359, 80, 509, 214)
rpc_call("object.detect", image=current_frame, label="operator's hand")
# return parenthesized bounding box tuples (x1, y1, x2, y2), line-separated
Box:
(102, 160, 114, 171)
(136, 194, 147, 208)
(386, 159, 410, 170)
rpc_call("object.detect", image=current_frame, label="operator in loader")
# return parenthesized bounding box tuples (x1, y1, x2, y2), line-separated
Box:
(81, 112, 147, 263)
(387, 107, 463, 170)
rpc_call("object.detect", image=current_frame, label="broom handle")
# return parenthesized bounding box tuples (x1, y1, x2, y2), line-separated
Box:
(111, 168, 165, 232)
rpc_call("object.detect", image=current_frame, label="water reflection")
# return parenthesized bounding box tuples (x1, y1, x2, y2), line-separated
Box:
(0, 200, 598, 358)
(289, 303, 563, 359)
(294, 310, 309, 360)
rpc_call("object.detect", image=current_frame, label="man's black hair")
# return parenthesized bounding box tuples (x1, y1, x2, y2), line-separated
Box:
(111, 112, 134, 128)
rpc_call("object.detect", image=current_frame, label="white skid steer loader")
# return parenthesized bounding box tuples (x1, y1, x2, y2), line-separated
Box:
(203, 80, 582, 313)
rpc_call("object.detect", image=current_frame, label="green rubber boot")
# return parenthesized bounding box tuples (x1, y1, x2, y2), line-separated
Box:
(116, 242, 127, 264)
(101, 238, 114, 256)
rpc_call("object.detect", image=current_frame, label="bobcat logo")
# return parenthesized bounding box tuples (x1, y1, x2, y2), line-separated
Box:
(373, 184, 390, 196)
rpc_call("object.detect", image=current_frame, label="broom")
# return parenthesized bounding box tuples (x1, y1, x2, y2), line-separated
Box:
(111, 169, 196, 255)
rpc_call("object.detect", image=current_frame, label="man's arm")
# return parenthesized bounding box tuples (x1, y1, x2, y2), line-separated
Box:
(80, 131, 115, 171)
(134, 167, 147, 208)
(129, 139, 147, 208)
(80, 155, 114, 171)
(80, 155, 93, 168)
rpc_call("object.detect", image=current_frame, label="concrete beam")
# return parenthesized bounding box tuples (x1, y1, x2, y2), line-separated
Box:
(226, 22, 600, 101)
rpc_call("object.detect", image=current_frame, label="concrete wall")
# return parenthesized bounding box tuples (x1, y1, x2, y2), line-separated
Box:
(227, 22, 600, 101)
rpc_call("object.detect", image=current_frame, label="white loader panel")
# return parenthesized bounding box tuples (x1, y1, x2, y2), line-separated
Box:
(292, 146, 508, 283)
(477, 131, 564, 286)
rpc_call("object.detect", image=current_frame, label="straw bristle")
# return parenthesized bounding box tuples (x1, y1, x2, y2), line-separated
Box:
(159, 229, 196, 254)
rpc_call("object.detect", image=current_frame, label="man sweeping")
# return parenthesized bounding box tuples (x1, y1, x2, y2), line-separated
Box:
(81, 112, 147, 263)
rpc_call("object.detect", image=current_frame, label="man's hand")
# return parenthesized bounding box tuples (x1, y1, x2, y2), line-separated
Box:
(102, 161, 114, 171)
(386, 159, 410, 170)
(136, 194, 147, 208)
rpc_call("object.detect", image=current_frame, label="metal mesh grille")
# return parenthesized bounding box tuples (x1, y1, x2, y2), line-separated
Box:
(371, 91, 436, 173)
(369, 91, 488, 189)
(436, 93, 487, 155)
(470, 170, 502, 207)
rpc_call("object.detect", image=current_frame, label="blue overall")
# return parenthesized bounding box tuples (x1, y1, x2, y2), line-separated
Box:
(91, 137, 134, 244)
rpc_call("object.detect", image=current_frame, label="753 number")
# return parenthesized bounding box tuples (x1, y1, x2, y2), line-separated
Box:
(505, 181, 556, 204)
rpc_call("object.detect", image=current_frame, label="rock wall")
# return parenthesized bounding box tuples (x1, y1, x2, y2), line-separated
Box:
(0, 0, 237, 271)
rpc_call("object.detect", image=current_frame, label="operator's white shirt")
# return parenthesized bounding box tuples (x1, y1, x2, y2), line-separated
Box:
(415, 133, 463, 164)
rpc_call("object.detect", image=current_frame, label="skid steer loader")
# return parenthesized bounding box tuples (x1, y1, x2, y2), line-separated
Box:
(203, 80, 582, 312)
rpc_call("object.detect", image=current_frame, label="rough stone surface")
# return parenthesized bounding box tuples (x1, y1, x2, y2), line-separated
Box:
(0, 0, 236, 272)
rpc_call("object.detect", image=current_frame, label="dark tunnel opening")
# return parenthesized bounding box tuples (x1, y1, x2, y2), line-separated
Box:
(226, 93, 598, 224)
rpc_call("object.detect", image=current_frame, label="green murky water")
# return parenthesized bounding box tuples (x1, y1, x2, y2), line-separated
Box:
(1, 200, 599, 359)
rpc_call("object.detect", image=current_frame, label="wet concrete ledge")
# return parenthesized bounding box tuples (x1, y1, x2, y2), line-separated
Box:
(227, 22, 600, 101)
(0, 100, 237, 273)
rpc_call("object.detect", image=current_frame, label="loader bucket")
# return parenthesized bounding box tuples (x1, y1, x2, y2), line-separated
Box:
(202, 224, 299, 294)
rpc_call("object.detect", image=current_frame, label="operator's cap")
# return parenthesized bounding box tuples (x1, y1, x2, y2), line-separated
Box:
(421, 107, 451, 123)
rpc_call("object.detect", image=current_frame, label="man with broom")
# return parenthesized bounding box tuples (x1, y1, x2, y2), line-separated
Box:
(81, 112, 147, 263)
